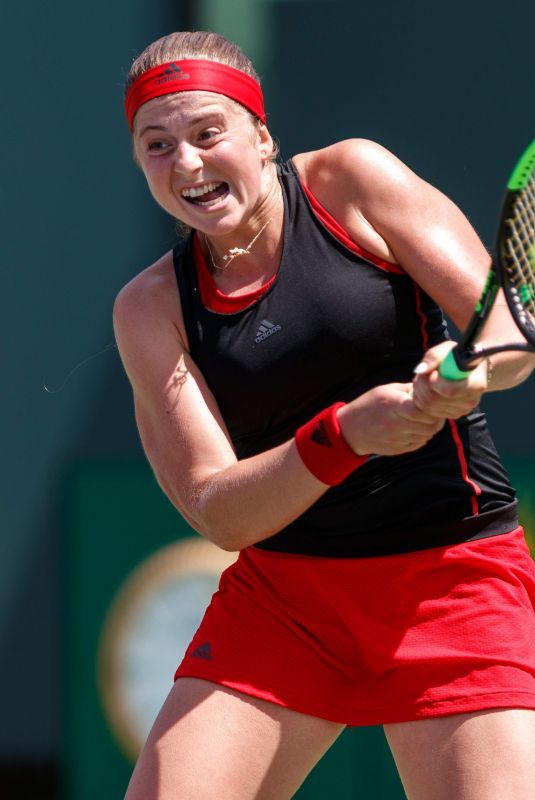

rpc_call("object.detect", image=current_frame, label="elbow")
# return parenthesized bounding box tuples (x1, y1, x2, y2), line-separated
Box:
(176, 490, 247, 552)
(510, 369, 533, 390)
(196, 512, 255, 553)
(209, 532, 244, 553)
(166, 472, 280, 552)
(503, 360, 535, 391)
(193, 494, 277, 552)
(486, 352, 535, 392)
(167, 498, 244, 551)
(517, 357, 535, 386)
(155, 475, 245, 551)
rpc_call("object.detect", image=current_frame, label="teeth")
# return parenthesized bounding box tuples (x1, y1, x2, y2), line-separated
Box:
(181, 182, 221, 199)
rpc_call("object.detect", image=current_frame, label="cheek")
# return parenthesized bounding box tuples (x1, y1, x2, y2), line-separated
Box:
(215, 137, 262, 172)
(142, 172, 180, 217)
(225, 148, 264, 192)
(142, 163, 173, 199)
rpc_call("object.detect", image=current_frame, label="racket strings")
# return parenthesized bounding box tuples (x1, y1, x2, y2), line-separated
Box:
(504, 172, 535, 324)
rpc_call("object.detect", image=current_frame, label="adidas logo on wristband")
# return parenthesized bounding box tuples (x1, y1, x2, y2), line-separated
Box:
(311, 421, 333, 447)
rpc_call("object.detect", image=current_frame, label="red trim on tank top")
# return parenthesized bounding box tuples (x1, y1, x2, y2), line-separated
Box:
(412, 283, 429, 350)
(194, 175, 405, 312)
(448, 419, 482, 516)
(192, 177, 483, 522)
(411, 285, 479, 515)
(298, 180, 405, 275)
(193, 234, 276, 313)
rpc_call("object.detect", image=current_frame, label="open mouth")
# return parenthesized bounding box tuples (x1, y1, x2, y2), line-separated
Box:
(181, 181, 229, 206)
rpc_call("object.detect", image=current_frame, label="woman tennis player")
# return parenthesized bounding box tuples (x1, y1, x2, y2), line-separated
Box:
(115, 31, 535, 799)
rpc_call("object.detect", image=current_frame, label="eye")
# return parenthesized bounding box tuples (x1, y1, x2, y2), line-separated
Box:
(147, 140, 172, 153)
(197, 128, 220, 143)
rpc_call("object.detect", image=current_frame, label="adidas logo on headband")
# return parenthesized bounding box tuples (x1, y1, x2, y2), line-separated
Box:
(156, 63, 190, 85)
(125, 59, 267, 131)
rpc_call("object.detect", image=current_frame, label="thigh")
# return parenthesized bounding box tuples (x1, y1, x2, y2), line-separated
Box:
(384, 709, 535, 800)
(125, 677, 345, 800)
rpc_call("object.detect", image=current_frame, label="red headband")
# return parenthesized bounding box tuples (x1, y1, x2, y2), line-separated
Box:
(125, 59, 266, 131)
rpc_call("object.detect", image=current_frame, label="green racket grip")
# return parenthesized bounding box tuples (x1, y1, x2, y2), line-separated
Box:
(438, 348, 472, 381)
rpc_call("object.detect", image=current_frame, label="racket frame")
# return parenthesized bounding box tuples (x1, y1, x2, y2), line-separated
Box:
(439, 140, 535, 381)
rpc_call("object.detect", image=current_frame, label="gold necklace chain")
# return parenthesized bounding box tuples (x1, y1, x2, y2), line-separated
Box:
(204, 216, 274, 272)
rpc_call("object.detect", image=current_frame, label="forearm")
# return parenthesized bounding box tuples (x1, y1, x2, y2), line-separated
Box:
(484, 351, 535, 392)
(162, 438, 328, 551)
(472, 301, 535, 391)
(158, 387, 447, 549)
(412, 339, 535, 421)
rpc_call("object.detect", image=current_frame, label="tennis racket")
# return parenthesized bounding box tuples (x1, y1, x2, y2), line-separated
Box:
(439, 139, 535, 380)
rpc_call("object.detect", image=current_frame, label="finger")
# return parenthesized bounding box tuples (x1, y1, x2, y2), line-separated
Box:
(427, 361, 487, 397)
(412, 382, 482, 421)
(415, 364, 486, 398)
(413, 342, 457, 377)
(413, 350, 447, 374)
(398, 393, 448, 424)
(413, 360, 433, 377)
(400, 416, 446, 435)
(414, 397, 479, 420)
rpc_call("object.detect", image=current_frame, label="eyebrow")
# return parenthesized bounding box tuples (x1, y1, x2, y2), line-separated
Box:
(137, 110, 227, 139)
(137, 124, 167, 137)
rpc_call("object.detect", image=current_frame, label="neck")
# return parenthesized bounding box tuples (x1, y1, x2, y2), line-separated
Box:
(202, 166, 283, 276)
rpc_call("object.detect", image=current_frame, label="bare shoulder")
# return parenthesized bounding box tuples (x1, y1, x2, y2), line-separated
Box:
(294, 138, 395, 172)
(292, 140, 491, 328)
(113, 249, 187, 349)
(292, 139, 420, 263)
(114, 249, 176, 324)
(293, 139, 423, 206)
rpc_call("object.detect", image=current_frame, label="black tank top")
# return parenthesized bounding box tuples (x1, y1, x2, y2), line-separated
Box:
(173, 159, 517, 557)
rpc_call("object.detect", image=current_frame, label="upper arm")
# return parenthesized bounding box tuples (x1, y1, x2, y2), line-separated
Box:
(113, 259, 237, 529)
(299, 140, 504, 334)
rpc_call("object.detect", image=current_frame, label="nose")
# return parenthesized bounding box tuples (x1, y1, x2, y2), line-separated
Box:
(173, 142, 203, 175)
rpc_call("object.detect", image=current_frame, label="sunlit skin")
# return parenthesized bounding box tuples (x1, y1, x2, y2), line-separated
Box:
(117, 74, 535, 800)
(132, 92, 283, 284)
(122, 91, 535, 475)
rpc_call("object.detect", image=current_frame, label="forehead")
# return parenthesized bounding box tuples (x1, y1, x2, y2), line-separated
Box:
(133, 91, 249, 133)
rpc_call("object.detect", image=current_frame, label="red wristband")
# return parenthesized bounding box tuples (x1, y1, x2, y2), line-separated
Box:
(295, 402, 369, 485)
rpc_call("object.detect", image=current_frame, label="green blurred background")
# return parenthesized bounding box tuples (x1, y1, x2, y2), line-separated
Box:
(3, 0, 535, 797)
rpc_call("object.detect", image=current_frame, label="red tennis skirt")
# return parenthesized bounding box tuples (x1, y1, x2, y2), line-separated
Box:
(175, 527, 535, 726)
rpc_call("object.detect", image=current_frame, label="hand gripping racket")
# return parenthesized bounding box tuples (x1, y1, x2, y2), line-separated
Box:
(439, 140, 535, 380)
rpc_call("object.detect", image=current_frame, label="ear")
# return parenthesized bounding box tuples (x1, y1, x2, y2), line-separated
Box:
(257, 121, 274, 160)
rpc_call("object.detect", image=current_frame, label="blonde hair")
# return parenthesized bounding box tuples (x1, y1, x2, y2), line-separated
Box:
(126, 33, 279, 236)
(126, 30, 279, 165)
(125, 31, 261, 93)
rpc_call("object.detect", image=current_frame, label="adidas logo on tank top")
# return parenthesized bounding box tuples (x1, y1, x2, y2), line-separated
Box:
(255, 319, 282, 343)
